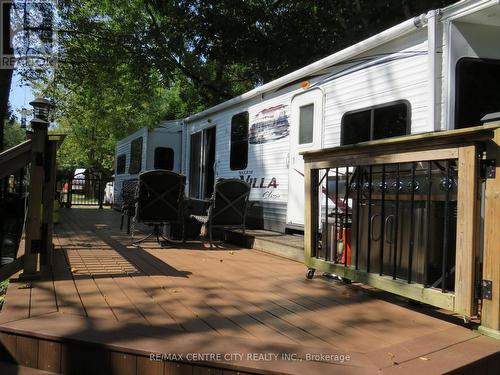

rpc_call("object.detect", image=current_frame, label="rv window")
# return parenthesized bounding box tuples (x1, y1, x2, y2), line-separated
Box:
(230, 112, 249, 170)
(373, 103, 409, 140)
(456, 58, 500, 129)
(299, 104, 314, 144)
(341, 101, 410, 145)
(129, 137, 143, 174)
(342, 110, 371, 145)
(116, 154, 126, 175)
(154, 147, 174, 170)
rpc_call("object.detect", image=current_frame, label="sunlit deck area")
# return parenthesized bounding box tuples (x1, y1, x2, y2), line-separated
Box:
(0, 208, 498, 374)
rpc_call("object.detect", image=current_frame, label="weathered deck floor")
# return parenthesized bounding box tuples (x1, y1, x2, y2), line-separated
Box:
(0, 208, 499, 374)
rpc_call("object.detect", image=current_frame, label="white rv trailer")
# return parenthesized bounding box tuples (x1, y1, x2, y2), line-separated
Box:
(113, 120, 182, 207)
(180, 0, 500, 232)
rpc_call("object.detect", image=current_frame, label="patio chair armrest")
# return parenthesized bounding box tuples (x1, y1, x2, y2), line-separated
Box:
(185, 197, 211, 216)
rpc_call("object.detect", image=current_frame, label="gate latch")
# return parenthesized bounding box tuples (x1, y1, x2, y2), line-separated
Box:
(482, 280, 493, 300)
(480, 159, 496, 179)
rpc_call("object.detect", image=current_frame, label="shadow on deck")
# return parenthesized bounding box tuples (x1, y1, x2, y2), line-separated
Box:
(0, 208, 499, 374)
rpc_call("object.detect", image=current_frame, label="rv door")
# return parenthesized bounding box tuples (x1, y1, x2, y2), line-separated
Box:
(286, 89, 323, 228)
(189, 127, 216, 199)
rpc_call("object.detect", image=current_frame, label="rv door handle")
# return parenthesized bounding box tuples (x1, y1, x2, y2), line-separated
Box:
(370, 214, 381, 242)
(385, 214, 395, 245)
(285, 153, 290, 168)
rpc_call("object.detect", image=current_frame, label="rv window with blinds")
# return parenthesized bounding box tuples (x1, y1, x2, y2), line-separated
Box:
(341, 101, 410, 145)
(230, 112, 249, 170)
(154, 147, 174, 170)
(116, 154, 126, 175)
(299, 104, 314, 144)
(129, 137, 143, 174)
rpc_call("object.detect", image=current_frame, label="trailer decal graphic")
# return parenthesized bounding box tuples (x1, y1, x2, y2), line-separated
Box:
(249, 105, 289, 144)
(239, 174, 281, 200)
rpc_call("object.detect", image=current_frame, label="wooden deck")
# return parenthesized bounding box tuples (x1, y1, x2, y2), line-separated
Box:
(0, 208, 499, 374)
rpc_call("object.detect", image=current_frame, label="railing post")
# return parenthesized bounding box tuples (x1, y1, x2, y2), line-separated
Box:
(98, 175, 103, 209)
(480, 127, 500, 339)
(304, 164, 313, 260)
(20, 120, 49, 279)
(40, 139, 57, 273)
(454, 145, 479, 318)
(67, 178, 73, 208)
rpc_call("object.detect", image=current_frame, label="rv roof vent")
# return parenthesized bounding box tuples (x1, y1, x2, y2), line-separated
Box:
(481, 112, 500, 125)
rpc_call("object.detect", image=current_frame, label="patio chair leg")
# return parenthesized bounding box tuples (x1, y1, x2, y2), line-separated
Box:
(120, 213, 124, 231)
(127, 213, 131, 234)
(133, 231, 155, 244)
(209, 223, 213, 248)
(182, 220, 186, 243)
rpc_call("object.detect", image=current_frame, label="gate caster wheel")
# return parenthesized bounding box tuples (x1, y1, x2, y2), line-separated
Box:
(306, 268, 316, 279)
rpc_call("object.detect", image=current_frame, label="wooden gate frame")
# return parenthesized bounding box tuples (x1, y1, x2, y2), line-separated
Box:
(302, 125, 500, 336)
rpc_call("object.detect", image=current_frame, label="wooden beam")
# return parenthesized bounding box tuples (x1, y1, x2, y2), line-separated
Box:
(307, 147, 458, 170)
(0, 255, 25, 282)
(454, 145, 479, 317)
(305, 258, 455, 311)
(481, 128, 500, 335)
(0, 140, 32, 180)
(302, 124, 498, 162)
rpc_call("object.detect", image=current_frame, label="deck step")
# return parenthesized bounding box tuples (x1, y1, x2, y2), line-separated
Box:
(0, 312, 359, 375)
(225, 229, 304, 262)
(0, 361, 57, 375)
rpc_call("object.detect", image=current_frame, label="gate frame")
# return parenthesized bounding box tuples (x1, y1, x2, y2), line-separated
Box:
(302, 125, 499, 322)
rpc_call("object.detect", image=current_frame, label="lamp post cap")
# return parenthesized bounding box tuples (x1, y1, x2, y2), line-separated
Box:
(29, 97, 54, 108)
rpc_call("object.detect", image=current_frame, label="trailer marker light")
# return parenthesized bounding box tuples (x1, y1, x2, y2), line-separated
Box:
(300, 81, 310, 89)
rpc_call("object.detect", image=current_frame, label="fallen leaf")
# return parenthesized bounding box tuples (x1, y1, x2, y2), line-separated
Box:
(388, 352, 397, 365)
(419, 357, 429, 361)
(71, 267, 78, 273)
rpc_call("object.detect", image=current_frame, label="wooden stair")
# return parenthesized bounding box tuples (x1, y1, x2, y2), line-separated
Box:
(225, 229, 304, 262)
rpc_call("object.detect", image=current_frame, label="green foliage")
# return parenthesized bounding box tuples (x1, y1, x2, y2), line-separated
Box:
(3, 119, 25, 149)
(22, 0, 455, 173)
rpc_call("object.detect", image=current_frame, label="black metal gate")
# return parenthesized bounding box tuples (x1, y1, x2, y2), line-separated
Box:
(58, 173, 113, 208)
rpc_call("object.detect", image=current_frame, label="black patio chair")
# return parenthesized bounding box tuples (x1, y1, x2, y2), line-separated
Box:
(120, 179, 138, 234)
(191, 178, 251, 247)
(133, 170, 186, 245)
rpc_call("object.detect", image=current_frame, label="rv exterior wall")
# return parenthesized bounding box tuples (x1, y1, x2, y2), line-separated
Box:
(145, 123, 183, 171)
(113, 123, 183, 208)
(113, 128, 148, 207)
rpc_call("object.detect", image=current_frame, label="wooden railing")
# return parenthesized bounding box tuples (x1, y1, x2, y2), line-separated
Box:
(302, 125, 500, 337)
(0, 125, 64, 281)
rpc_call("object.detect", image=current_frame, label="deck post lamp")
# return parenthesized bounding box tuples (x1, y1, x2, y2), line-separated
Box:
(29, 97, 54, 123)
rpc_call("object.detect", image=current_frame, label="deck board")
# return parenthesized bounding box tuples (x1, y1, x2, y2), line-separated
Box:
(0, 207, 498, 374)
